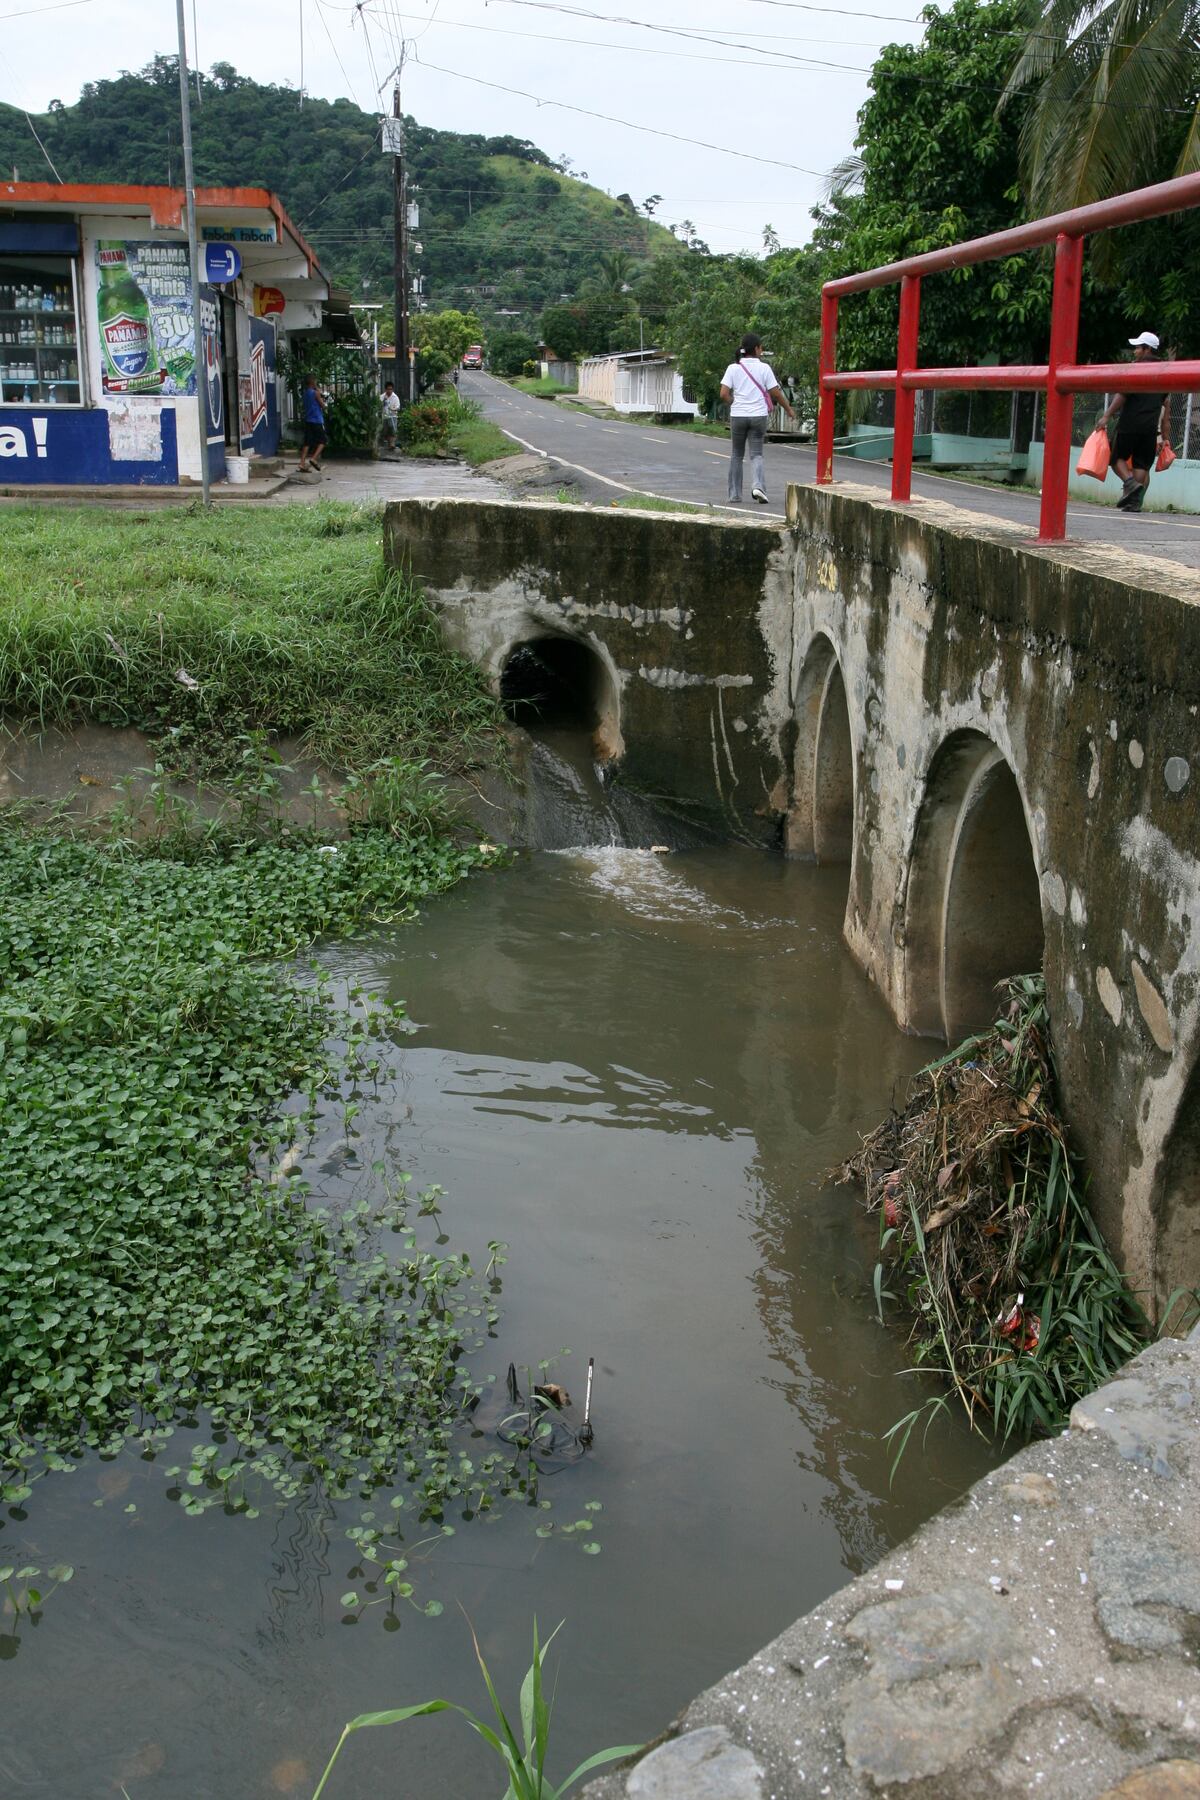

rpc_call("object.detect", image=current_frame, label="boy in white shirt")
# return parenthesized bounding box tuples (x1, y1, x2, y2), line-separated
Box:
(719, 332, 795, 504)
(380, 380, 401, 453)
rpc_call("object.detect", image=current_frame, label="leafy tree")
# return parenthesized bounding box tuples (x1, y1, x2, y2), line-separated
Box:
(662, 259, 763, 411)
(1001, 0, 1200, 215)
(539, 303, 585, 359)
(487, 330, 539, 375)
(1000, 0, 1200, 338)
(810, 0, 1053, 374)
(411, 309, 484, 366)
(590, 249, 635, 296)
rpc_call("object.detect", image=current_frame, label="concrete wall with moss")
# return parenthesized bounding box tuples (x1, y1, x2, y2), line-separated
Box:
(386, 489, 1200, 1314)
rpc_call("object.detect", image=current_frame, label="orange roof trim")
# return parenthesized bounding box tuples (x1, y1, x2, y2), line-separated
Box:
(0, 181, 324, 278)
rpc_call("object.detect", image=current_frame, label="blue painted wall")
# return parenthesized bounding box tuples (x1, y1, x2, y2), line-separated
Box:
(0, 406, 179, 484)
(240, 316, 279, 456)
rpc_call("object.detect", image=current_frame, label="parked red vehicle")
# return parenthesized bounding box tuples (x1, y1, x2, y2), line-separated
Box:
(461, 345, 483, 369)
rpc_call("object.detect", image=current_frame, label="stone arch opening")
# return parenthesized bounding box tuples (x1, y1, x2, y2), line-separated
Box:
(904, 732, 1044, 1042)
(787, 635, 855, 864)
(498, 634, 621, 759)
(1154, 1062, 1200, 1321)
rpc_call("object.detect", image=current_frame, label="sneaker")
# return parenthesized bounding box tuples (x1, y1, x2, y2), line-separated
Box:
(752, 485, 768, 504)
(1121, 483, 1145, 512)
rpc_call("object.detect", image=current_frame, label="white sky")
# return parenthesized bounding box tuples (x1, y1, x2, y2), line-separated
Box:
(0, 0, 928, 252)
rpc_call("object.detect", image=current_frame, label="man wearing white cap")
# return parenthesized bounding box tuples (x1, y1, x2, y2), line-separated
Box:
(1097, 332, 1169, 513)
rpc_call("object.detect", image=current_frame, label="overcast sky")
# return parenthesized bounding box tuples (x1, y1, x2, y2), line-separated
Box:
(1, 0, 929, 252)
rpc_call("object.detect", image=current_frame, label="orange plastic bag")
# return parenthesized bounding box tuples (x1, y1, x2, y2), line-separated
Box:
(1156, 441, 1177, 472)
(1076, 428, 1111, 481)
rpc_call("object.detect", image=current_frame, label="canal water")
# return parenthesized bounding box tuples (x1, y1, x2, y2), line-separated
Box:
(2, 843, 1002, 1800)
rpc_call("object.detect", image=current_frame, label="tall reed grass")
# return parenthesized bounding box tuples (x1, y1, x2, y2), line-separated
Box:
(0, 502, 502, 771)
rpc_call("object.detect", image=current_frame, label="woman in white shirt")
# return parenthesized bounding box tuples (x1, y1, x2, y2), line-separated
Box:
(719, 332, 796, 504)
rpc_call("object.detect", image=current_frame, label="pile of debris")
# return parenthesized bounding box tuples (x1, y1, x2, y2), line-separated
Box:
(836, 975, 1149, 1446)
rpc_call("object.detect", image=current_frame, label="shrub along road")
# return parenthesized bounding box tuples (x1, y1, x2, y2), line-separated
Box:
(461, 371, 1200, 570)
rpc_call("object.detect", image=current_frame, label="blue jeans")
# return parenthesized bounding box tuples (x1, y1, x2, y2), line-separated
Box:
(728, 415, 767, 500)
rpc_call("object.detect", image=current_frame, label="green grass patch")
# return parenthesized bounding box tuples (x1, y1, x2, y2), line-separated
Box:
(509, 376, 576, 399)
(612, 492, 704, 514)
(442, 393, 522, 467)
(0, 502, 503, 772)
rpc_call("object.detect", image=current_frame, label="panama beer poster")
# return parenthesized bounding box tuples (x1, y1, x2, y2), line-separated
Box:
(95, 241, 197, 396)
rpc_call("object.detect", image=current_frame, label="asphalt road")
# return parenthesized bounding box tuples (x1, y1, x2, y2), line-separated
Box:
(461, 370, 1200, 573)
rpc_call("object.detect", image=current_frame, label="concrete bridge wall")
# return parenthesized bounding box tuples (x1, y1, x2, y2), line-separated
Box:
(385, 490, 1200, 1314)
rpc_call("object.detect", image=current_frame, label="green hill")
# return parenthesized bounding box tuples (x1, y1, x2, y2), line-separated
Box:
(0, 57, 678, 323)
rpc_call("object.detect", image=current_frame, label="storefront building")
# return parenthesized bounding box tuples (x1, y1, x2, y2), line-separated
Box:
(0, 181, 332, 485)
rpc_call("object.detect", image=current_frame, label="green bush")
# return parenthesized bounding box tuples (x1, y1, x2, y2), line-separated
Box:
(398, 402, 450, 447)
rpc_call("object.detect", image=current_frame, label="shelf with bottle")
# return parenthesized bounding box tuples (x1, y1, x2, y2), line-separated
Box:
(1, 379, 81, 405)
(0, 279, 75, 316)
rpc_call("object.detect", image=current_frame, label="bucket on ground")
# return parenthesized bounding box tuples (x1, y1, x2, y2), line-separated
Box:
(226, 456, 250, 485)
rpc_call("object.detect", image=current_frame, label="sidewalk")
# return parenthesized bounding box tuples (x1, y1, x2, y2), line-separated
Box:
(0, 454, 509, 510)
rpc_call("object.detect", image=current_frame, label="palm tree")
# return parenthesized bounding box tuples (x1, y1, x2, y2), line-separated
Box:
(999, 0, 1200, 216)
(592, 249, 634, 295)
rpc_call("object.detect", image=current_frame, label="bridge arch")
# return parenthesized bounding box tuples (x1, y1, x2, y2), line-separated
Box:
(904, 731, 1044, 1042)
(498, 631, 623, 761)
(787, 634, 855, 864)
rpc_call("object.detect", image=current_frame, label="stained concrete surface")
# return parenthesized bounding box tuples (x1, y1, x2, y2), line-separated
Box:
(582, 1330, 1200, 1800)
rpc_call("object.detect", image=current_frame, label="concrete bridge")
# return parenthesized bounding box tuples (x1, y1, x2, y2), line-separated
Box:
(386, 485, 1200, 1316)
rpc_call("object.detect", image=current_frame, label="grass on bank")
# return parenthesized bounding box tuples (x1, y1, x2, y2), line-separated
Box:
(0, 501, 504, 773)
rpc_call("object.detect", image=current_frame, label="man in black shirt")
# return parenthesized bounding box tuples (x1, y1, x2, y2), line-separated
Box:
(1098, 331, 1170, 513)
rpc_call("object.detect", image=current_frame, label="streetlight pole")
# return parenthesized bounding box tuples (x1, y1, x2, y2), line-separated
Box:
(175, 0, 210, 504)
(391, 73, 412, 403)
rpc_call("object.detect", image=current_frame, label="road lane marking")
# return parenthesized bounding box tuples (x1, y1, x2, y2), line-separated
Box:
(493, 424, 785, 520)
(702, 450, 726, 459)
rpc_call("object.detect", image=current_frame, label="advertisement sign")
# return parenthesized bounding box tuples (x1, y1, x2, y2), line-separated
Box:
(241, 316, 278, 456)
(95, 240, 195, 396)
(254, 285, 285, 317)
(203, 242, 242, 285)
(201, 223, 278, 243)
(198, 290, 223, 441)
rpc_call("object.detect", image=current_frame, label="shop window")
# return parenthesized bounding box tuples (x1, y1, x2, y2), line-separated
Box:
(0, 255, 82, 406)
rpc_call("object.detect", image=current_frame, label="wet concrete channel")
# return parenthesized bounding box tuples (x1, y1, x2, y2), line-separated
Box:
(3, 795, 1004, 1797)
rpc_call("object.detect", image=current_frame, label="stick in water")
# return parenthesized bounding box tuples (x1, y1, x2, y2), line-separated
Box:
(579, 1356, 595, 1446)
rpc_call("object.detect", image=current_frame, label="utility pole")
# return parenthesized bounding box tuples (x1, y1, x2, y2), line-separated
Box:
(392, 74, 412, 403)
(175, 0, 210, 506)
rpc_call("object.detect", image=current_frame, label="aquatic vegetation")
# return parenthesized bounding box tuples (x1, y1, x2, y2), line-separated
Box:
(837, 975, 1157, 1462)
(312, 1619, 641, 1800)
(0, 816, 517, 1530)
(0, 502, 503, 772)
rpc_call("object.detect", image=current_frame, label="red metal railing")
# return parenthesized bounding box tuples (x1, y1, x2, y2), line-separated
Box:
(817, 172, 1200, 540)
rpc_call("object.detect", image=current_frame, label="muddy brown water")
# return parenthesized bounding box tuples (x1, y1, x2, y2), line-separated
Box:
(3, 843, 1003, 1800)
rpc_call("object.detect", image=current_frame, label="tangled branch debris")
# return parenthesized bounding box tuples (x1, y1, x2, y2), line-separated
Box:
(836, 975, 1150, 1460)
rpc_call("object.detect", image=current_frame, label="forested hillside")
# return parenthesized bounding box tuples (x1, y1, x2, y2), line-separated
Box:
(0, 57, 678, 320)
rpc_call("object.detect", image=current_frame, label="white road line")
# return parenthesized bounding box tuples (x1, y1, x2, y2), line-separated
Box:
(494, 423, 785, 519)
(702, 450, 726, 460)
(601, 428, 619, 434)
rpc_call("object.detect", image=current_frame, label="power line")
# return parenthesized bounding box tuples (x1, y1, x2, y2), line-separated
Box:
(0, 0, 91, 15)
(409, 54, 829, 174)
(313, 0, 369, 107)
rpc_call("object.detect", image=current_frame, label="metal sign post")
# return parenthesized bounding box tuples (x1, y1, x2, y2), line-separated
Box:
(175, 0, 210, 505)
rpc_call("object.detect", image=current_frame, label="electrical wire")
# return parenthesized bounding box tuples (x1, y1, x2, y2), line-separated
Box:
(314, 0, 370, 107)
(299, 124, 385, 226)
(0, 0, 90, 15)
(410, 54, 829, 173)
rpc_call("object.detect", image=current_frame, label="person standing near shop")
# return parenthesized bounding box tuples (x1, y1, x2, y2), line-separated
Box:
(719, 332, 796, 505)
(298, 373, 327, 478)
(1098, 331, 1169, 513)
(379, 379, 401, 454)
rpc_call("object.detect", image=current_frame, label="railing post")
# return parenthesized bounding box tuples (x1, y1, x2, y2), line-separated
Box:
(1038, 232, 1084, 541)
(817, 289, 838, 484)
(892, 274, 921, 501)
